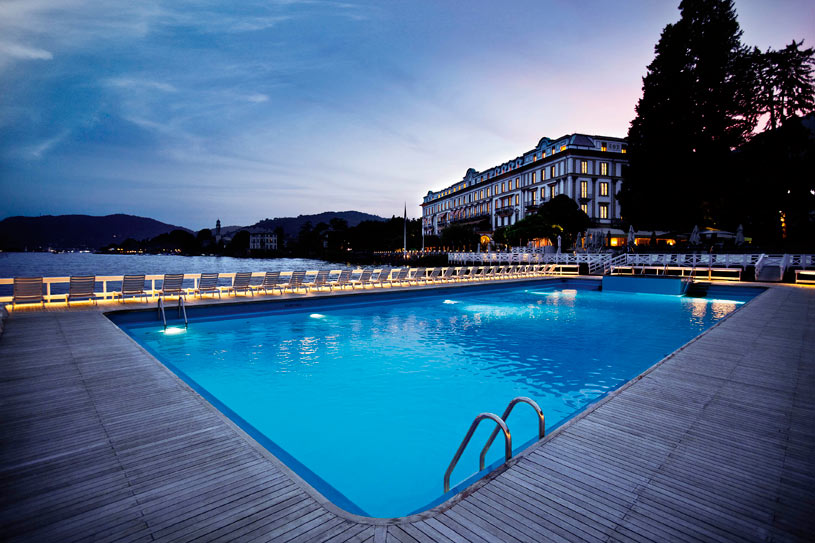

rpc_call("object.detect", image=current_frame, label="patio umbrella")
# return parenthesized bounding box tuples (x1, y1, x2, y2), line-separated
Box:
(627, 225, 635, 247)
(689, 225, 700, 245)
(735, 224, 744, 246)
(557, 235, 562, 254)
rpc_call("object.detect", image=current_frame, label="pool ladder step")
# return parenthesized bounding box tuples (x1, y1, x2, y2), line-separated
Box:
(157, 297, 188, 329)
(444, 397, 545, 492)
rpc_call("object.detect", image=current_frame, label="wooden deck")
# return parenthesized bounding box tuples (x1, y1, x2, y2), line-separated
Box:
(1, 285, 813, 542)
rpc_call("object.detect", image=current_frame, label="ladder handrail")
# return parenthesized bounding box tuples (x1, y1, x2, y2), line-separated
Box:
(444, 413, 511, 493)
(479, 397, 545, 471)
(177, 296, 188, 328)
(157, 297, 167, 329)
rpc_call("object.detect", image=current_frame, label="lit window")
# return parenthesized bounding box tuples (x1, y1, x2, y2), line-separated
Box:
(515, 178, 519, 189)
(621, 146, 627, 154)
(601, 142, 607, 152)
(580, 204, 588, 214)
(600, 162, 608, 176)
(580, 181, 588, 198)
(515, 195, 519, 205)
(580, 160, 588, 174)
(599, 203, 609, 219)
(531, 172, 536, 183)
(550, 166, 556, 178)
(560, 145, 566, 152)
(600, 182, 609, 196)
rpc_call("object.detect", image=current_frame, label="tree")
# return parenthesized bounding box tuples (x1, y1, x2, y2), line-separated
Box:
(620, 0, 758, 230)
(504, 213, 556, 247)
(537, 195, 590, 248)
(440, 224, 478, 251)
(757, 40, 815, 130)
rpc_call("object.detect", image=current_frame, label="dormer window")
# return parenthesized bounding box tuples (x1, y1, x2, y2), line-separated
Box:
(601, 142, 607, 152)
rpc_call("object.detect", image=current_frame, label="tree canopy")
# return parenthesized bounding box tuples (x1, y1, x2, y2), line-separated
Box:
(502, 195, 589, 248)
(619, 0, 815, 235)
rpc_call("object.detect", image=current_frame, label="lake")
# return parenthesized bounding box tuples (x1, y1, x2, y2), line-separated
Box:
(0, 252, 344, 298)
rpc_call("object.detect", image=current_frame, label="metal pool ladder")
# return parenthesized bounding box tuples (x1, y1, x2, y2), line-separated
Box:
(444, 396, 545, 492)
(157, 297, 188, 329)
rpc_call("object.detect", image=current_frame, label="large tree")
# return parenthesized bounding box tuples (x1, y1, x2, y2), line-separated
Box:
(619, 0, 757, 230)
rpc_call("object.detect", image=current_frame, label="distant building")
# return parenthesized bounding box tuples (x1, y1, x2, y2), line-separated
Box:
(421, 133, 628, 236)
(249, 229, 277, 251)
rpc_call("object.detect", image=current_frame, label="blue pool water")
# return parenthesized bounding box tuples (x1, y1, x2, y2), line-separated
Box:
(112, 280, 757, 517)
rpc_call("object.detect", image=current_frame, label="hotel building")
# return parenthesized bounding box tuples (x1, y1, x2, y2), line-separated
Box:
(421, 133, 627, 237)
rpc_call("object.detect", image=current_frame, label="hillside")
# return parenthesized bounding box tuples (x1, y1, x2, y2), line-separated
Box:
(251, 211, 387, 236)
(0, 214, 191, 251)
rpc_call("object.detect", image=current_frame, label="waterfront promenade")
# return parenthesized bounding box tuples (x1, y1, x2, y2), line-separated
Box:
(1, 281, 813, 542)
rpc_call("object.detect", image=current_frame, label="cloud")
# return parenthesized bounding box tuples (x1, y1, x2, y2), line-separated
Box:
(246, 93, 269, 103)
(0, 41, 53, 61)
(105, 77, 177, 93)
(20, 131, 70, 160)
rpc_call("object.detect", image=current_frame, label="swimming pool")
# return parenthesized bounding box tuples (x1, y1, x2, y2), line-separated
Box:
(110, 279, 759, 518)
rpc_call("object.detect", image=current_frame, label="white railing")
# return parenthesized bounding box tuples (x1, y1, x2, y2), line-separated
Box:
(449, 252, 815, 276)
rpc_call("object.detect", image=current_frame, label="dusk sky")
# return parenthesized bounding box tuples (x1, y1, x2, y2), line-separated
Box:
(1, 0, 813, 230)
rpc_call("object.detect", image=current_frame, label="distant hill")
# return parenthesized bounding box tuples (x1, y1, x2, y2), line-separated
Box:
(0, 214, 191, 251)
(252, 211, 387, 237)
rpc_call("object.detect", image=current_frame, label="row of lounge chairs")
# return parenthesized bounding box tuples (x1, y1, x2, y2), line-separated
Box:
(9, 264, 578, 308)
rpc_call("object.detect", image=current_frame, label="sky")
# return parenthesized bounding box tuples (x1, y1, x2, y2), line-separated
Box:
(1, 0, 813, 230)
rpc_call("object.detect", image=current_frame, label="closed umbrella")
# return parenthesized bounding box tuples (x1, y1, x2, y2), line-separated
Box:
(627, 225, 635, 247)
(557, 235, 562, 254)
(735, 224, 744, 246)
(689, 225, 700, 245)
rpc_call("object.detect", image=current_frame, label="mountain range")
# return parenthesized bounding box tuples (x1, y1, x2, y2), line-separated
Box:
(0, 211, 388, 250)
(250, 211, 387, 237)
(0, 214, 190, 251)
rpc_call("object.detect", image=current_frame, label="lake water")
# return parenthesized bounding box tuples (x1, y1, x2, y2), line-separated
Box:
(0, 252, 342, 297)
(0, 252, 341, 278)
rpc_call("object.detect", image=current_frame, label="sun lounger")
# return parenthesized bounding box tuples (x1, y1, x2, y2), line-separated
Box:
(257, 271, 281, 295)
(370, 268, 391, 288)
(328, 270, 351, 291)
(425, 267, 443, 283)
(287, 271, 306, 293)
(407, 267, 427, 285)
(438, 267, 457, 282)
(349, 269, 372, 289)
(228, 272, 254, 296)
(195, 273, 221, 299)
(470, 266, 486, 280)
(67, 275, 97, 306)
(159, 274, 186, 300)
(387, 267, 411, 287)
(308, 270, 331, 293)
(12, 277, 44, 309)
(118, 275, 148, 304)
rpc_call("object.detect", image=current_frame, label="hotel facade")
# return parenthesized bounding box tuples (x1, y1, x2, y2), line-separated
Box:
(421, 133, 627, 238)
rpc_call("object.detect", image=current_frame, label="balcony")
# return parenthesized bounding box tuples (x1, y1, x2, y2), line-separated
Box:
(495, 206, 515, 218)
